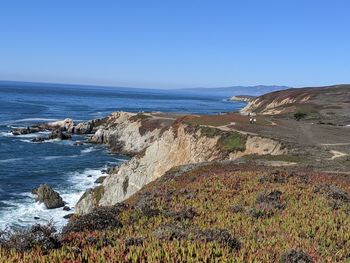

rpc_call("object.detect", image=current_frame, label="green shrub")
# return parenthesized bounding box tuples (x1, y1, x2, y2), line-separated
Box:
(218, 133, 246, 151)
(200, 126, 221, 138)
(130, 113, 151, 122)
(294, 111, 307, 121)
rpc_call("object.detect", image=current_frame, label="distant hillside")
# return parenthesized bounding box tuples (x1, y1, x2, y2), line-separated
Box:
(243, 84, 350, 125)
(0, 81, 289, 99)
(180, 85, 290, 97)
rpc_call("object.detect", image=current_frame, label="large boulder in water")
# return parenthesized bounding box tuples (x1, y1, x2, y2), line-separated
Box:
(48, 129, 72, 140)
(11, 126, 42, 136)
(31, 136, 46, 143)
(31, 129, 72, 142)
(34, 184, 65, 209)
(72, 121, 94, 134)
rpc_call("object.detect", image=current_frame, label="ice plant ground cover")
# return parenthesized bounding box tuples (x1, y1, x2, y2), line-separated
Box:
(1, 162, 349, 262)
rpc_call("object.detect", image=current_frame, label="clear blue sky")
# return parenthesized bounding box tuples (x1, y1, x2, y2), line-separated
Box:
(0, 0, 349, 88)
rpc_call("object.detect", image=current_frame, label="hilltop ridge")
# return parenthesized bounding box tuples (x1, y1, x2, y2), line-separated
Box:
(242, 84, 350, 125)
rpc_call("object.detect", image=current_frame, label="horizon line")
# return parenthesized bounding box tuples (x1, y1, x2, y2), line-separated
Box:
(0, 79, 292, 90)
(1, 79, 349, 91)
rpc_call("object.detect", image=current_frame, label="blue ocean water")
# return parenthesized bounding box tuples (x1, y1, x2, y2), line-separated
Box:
(0, 81, 246, 230)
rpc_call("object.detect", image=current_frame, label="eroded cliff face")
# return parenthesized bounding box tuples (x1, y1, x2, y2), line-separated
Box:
(76, 112, 286, 214)
(241, 95, 311, 115)
(88, 112, 172, 154)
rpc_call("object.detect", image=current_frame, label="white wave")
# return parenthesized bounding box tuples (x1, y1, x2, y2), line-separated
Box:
(20, 138, 76, 145)
(68, 168, 104, 187)
(81, 147, 97, 154)
(0, 131, 13, 137)
(15, 131, 50, 138)
(9, 118, 58, 124)
(0, 199, 55, 230)
(109, 157, 128, 162)
(19, 192, 34, 198)
(43, 156, 62, 161)
(42, 155, 79, 161)
(43, 138, 61, 143)
(0, 158, 23, 164)
(19, 139, 34, 143)
(0, 167, 108, 231)
(55, 140, 75, 146)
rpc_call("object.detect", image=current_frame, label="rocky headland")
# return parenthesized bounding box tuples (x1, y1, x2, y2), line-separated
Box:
(75, 111, 286, 214)
(4, 85, 350, 262)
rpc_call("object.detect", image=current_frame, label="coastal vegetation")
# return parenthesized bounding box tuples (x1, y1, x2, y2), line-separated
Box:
(294, 111, 307, 121)
(217, 133, 246, 152)
(1, 163, 349, 262)
(244, 154, 303, 163)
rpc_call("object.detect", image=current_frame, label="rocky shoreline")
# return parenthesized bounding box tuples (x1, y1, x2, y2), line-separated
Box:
(69, 112, 286, 215)
(10, 111, 288, 221)
(10, 116, 114, 220)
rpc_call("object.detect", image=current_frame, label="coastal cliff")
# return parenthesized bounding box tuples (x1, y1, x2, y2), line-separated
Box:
(76, 112, 287, 214)
(229, 95, 256, 103)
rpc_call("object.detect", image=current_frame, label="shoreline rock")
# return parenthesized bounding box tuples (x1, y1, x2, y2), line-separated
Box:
(63, 206, 71, 211)
(31, 129, 72, 143)
(13, 118, 103, 144)
(11, 118, 74, 136)
(33, 184, 65, 209)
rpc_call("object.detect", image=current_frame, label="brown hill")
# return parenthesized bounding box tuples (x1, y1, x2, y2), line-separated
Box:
(243, 85, 350, 125)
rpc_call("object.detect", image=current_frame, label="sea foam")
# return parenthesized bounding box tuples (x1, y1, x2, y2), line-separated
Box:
(0, 167, 108, 231)
(81, 147, 98, 154)
(0, 158, 23, 164)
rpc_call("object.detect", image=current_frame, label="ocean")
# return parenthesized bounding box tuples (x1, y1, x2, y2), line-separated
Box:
(0, 81, 247, 230)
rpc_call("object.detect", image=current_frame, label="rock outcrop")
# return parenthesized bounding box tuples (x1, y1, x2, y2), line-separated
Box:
(11, 126, 43, 136)
(68, 120, 100, 134)
(48, 119, 74, 131)
(12, 118, 74, 136)
(31, 129, 72, 142)
(13, 118, 103, 142)
(76, 112, 286, 214)
(12, 118, 100, 137)
(48, 130, 72, 140)
(88, 112, 162, 154)
(33, 184, 65, 209)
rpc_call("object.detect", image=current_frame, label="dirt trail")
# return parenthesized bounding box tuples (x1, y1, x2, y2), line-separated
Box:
(321, 143, 350, 146)
(201, 122, 258, 135)
(329, 150, 348, 160)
